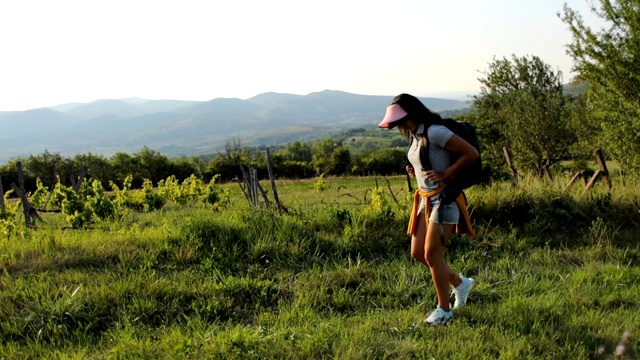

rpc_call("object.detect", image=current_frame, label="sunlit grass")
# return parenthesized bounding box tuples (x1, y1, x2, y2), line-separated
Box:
(0, 174, 638, 358)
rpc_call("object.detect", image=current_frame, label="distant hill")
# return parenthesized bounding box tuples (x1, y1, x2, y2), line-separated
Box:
(0, 90, 471, 163)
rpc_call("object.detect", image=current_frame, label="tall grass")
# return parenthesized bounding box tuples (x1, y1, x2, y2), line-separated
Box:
(0, 174, 638, 358)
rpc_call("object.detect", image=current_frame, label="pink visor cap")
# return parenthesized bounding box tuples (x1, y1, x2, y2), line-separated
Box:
(378, 104, 408, 129)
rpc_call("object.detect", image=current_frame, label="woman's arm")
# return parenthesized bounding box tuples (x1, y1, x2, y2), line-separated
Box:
(423, 134, 478, 183)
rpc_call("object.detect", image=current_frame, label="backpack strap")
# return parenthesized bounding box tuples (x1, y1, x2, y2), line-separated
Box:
(406, 131, 433, 172)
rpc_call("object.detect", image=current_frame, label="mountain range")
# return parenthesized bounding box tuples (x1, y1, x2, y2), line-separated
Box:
(0, 90, 471, 163)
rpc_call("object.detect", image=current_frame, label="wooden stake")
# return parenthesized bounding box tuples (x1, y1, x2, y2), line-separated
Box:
(14, 161, 42, 227)
(594, 148, 611, 190)
(566, 170, 587, 190)
(239, 165, 254, 206)
(566, 171, 582, 190)
(252, 168, 259, 207)
(584, 169, 602, 192)
(503, 146, 518, 187)
(74, 168, 86, 192)
(584, 149, 612, 192)
(256, 180, 271, 207)
(265, 148, 283, 211)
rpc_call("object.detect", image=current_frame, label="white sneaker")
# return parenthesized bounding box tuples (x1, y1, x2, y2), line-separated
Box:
(424, 306, 453, 325)
(453, 276, 475, 310)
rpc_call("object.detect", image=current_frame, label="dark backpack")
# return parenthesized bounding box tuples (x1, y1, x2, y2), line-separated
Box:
(441, 118, 486, 189)
(417, 118, 486, 191)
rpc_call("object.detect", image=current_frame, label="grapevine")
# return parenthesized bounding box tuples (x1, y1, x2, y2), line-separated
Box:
(53, 183, 92, 228)
(29, 178, 50, 209)
(22, 172, 228, 228)
(86, 179, 120, 221)
(202, 174, 230, 208)
(0, 189, 19, 238)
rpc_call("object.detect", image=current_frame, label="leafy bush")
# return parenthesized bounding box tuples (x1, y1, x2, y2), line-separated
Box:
(29, 178, 50, 209)
(52, 183, 93, 228)
(0, 189, 19, 238)
(86, 180, 119, 221)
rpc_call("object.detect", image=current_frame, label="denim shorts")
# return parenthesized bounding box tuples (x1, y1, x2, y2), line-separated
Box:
(418, 194, 460, 224)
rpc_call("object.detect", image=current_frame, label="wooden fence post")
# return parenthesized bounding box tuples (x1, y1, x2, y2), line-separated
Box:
(265, 148, 284, 211)
(566, 170, 587, 190)
(239, 165, 271, 208)
(254, 168, 271, 207)
(503, 146, 518, 187)
(251, 168, 259, 206)
(70, 167, 86, 192)
(17, 161, 32, 227)
(236, 173, 251, 205)
(239, 165, 255, 206)
(584, 148, 612, 192)
(584, 170, 602, 192)
(12, 161, 42, 228)
(594, 148, 611, 190)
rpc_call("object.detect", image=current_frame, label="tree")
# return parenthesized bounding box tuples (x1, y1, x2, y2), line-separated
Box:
(561, 0, 640, 172)
(73, 152, 114, 187)
(168, 156, 206, 181)
(473, 55, 575, 178)
(311, 138, 352, 176)
(311, 138, 336, 175)
(224, 137, 245, 164)
(0, 160, 26, 193)
(352, 148, 406, 176)
(564, 89, 601, 163)
(133, 146, 170, 184)
(24, 150, 63, 188)
(110, 152, 137, 188)
(283, 141, 313, 162)
(328, 147, 351, 176)
(206, 154, 241, 182)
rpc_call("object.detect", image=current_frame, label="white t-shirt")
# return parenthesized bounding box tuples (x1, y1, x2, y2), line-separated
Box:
(407, 123, 454, 191)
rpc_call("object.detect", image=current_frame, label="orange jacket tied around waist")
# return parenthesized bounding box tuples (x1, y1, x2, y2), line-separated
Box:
(406, 186, 475, 238)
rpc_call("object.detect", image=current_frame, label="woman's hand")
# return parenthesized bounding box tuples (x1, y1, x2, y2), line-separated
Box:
(423, 169, 446, 183)
(406, 165, 416, 177)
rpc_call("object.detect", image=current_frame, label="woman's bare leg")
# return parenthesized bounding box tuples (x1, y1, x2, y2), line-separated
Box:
(411, 214, 462, 302)
(424, 221, 457, 311)
(410, 213, 428, 266)
(447, 262, 462, 288)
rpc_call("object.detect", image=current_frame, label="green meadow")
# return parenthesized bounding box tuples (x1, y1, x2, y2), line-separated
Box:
(0, 175, 639, 359)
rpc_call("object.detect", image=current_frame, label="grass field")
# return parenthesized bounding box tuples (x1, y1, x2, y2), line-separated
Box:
(0, 174, 638, 359)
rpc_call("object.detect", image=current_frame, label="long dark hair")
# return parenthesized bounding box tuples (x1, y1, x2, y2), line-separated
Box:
(391, 93, 443, 141)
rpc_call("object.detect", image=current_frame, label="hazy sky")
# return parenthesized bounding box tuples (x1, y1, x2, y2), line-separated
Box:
(0, 0, 603, 111)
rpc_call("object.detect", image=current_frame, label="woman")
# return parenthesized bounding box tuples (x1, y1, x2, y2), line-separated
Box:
(378, 93, 478, 325)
